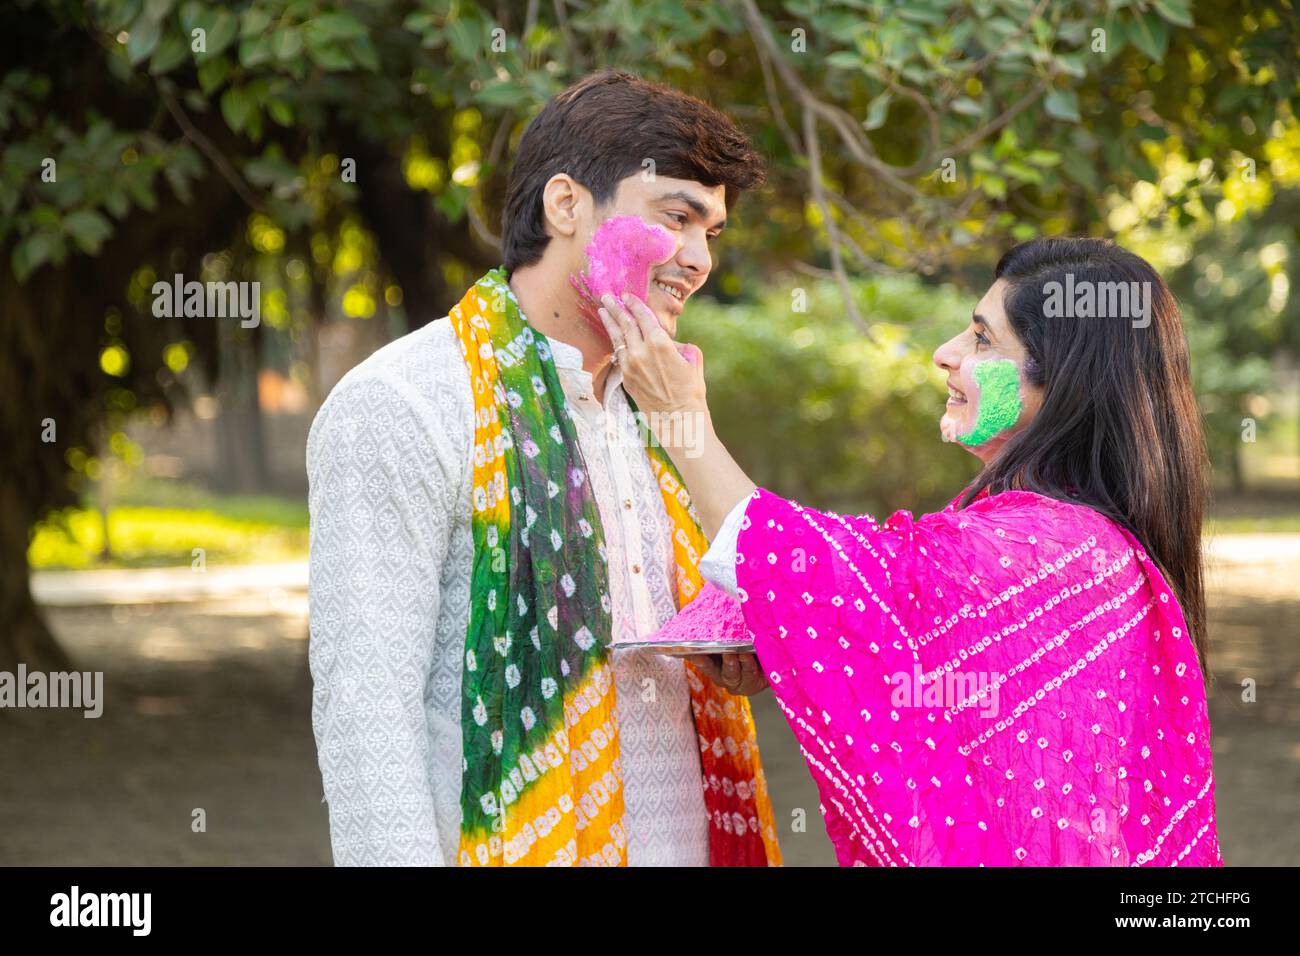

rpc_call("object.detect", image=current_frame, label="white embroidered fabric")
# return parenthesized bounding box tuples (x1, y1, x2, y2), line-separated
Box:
(698, 495, 750, 600)
(307, 317, 709, 866)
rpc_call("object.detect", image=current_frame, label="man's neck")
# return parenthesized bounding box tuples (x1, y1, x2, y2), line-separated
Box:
(508, 263, 618, 401)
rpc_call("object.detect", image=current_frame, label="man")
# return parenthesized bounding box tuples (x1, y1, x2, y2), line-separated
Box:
(307, 70, 780, 866)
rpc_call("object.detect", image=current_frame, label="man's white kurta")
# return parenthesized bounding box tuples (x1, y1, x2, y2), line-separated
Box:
(306, 317, 709, 866)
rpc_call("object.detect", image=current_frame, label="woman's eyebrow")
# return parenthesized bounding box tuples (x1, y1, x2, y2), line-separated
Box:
(972, 313, 996, 339)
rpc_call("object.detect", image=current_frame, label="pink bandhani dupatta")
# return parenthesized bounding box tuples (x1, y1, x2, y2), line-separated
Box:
(731, 487, 1221, 866)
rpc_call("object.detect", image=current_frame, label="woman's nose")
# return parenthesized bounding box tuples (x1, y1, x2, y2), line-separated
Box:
(933, 335, 962, 372)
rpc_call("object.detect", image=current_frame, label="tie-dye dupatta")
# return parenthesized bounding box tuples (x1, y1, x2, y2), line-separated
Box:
(449, 269, 781, 867)
(730, 487, 1221, 866)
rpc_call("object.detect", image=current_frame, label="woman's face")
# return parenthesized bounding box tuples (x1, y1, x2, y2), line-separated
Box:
(932, 279, 1045, 464)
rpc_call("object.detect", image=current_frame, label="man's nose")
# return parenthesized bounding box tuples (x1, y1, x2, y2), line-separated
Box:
(675, 230, 712, 277)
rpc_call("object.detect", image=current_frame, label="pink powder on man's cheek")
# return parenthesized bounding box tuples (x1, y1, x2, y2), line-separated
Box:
(570, 215, 677, 323)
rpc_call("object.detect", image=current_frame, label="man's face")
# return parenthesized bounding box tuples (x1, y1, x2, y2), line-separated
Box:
(584, 174, 727, 339)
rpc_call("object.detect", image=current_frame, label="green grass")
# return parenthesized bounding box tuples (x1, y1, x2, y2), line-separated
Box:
(29, 478, 308, 570)
(24, 420, 1300, 574)
(1205, 509, 1300, 535)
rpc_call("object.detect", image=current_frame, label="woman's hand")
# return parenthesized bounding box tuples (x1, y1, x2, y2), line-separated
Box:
(597, 290, 755, 540)
(597, 292, 707, 421)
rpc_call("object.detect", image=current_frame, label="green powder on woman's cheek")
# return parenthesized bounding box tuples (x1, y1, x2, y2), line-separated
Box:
(958, 359, 1022, 447)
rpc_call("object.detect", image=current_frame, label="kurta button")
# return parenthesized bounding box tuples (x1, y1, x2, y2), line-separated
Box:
(623, 499, 633, 510)
(632, 564, 641, 574)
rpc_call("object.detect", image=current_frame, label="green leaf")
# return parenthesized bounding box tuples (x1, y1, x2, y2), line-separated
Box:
(125, 174, 157, 210)
(348, 35, 380, 72)
(1044, 88, 1080, 122)
(266, 99, 294, 126)
(305, 42, 352, 71)
(864, 90, 892, 130)
(12, 231, 63, 281)
(475, 80, 531, 109)
(1005, 161, 1042, 185)
(897, 5, 945, 26)
(102, 0, 142, 33)
(149, 33, 190, 74)
(446, 17, 481, 61)
(104, 190, 130, 219)
(826, 51, 864, 70)
(306, 13, 368, 42)
(1052, 51, 1088, 79)
(1129, 13, 1169, 61)
(126, 14, 162, 65)
(1153, 0, 1194, 28)
(239, 34, 273, 68)
(436, 183, 468, 222)
(1060, 148, 1100, 192)
(240, 8, 273, 36)
(178, 0, 205, 34)
(950, 96, 982, 117)
(220, 86, 253, 132)
(199, 12, 238, 59)
(270, 26, 303, 61)
(980, 174, 1007, 199)
(30, 204, 60, 227)
(64, 209, 113, 254)
(197, 56, 229, 93)
(243, 147, 298, 188)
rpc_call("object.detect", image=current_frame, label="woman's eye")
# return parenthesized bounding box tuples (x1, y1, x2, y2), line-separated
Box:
(974, 330, 990, 348)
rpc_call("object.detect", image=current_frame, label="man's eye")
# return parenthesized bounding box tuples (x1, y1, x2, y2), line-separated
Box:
(666, 212, 688, 226)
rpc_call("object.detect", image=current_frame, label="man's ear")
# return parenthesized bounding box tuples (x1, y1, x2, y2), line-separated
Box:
(540, 173, 588, 239)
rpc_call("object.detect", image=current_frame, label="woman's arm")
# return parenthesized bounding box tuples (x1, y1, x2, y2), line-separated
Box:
(597, 291, 754, 539)
(658, 418, 755, 541)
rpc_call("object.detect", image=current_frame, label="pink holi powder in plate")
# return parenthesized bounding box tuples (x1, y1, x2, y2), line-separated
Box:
(616, 581, 752, 649)
(570, 215, 676, 337)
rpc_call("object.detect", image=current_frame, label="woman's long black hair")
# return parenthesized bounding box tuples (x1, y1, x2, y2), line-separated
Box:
(961, 237, 1210, 675)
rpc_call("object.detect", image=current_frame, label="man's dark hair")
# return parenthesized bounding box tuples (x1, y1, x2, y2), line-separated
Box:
(501, 70, 765, 271)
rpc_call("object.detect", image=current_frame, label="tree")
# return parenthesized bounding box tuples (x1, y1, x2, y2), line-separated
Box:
(3, 0, 1297, 667)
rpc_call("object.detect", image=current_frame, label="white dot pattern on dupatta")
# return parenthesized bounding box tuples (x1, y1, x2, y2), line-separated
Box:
(726, 487, 1221, 867)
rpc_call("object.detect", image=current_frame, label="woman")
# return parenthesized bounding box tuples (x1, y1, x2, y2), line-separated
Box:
(597, 237, 1221, 866)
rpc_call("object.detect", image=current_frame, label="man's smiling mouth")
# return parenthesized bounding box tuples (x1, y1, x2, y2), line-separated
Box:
(653, 279, 686, 301)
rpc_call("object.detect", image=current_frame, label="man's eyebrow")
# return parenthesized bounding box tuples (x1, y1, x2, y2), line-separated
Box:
(653, 190, 727, 231)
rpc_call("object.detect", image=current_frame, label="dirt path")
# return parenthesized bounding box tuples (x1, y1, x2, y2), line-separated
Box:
(1, 549, 1295, 866)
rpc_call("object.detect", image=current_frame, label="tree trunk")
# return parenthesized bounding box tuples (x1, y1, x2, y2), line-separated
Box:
(345, 125, 498, 330)
(0, 481, 73, 674)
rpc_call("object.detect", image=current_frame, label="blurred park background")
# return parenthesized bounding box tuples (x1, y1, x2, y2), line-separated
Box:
(2, 0, 1298, 865)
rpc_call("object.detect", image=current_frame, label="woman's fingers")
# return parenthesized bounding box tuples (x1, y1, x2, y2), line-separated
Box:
(676, 342, 703, 371)
(595, 306, 624, 349)
(620, 292, 665, 343)
(599, 293, 643, 343)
